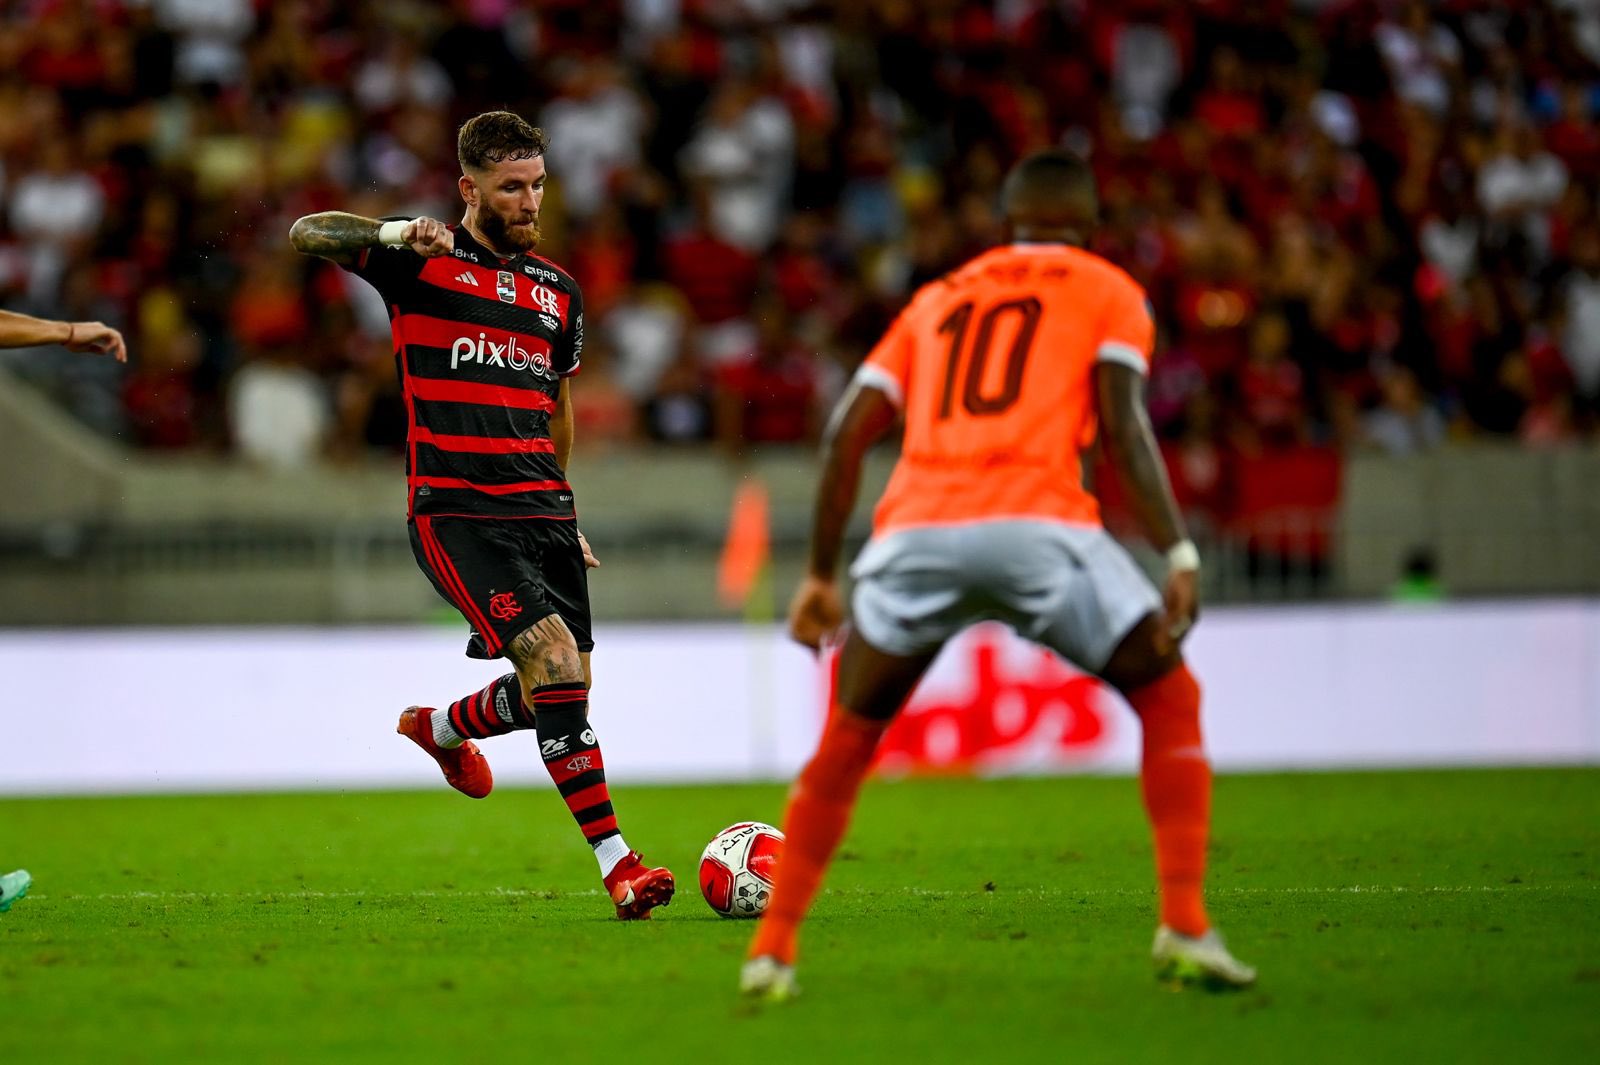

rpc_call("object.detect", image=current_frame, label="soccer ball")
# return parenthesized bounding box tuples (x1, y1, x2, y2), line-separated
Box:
(698, 821, 784, 918)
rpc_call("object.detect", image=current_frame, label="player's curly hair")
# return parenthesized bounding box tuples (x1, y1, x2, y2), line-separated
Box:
(457, 111, 548, 172)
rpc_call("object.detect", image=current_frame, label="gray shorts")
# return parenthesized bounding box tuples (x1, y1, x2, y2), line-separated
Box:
(849, 520, 1163, 672)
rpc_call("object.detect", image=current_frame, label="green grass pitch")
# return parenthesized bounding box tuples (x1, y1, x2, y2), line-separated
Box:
(2, 769, 1597, 1063)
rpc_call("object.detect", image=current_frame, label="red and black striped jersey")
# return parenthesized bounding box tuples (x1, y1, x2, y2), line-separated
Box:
(343, 224, 584, 519)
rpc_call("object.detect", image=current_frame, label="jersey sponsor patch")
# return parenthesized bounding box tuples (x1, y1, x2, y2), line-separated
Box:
(449, 330, 559, 380)
(496, 271, 517, 303)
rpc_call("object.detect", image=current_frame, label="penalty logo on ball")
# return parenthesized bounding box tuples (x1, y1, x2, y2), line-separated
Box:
(698, 821, 784, 918)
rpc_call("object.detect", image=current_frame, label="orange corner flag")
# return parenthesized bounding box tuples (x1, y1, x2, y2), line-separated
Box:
(718, 476, 772, 611)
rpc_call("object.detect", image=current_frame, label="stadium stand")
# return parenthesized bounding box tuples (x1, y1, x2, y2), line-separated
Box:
(1, 0, 1597, 621)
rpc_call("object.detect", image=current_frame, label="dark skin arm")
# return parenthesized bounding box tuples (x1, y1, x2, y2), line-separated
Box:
(1094, 361, 1197, 638)
(789, 381, 899, 649)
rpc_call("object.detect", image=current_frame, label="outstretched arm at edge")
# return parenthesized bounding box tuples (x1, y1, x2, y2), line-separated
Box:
(0, 309, 126, 362)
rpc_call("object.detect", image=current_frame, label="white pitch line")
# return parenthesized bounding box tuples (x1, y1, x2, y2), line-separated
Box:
(26, 883, 1596, 903)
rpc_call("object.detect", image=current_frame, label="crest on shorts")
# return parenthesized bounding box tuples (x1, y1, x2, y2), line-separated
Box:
(488, 591, 522, 620)
(496, 271, 517, 304)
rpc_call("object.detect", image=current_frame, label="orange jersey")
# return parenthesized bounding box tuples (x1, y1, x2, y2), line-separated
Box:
(858, 244, 1154, 534)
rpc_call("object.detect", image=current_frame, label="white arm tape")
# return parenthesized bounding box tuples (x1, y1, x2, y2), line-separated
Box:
(1166, 539, 1201, 573)
(377, 220, 412, 248)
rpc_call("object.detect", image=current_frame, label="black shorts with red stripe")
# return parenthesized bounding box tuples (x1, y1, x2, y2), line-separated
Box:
(409, 515, 594, 659)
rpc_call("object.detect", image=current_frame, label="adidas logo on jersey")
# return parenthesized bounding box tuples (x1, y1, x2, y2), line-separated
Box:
(455, 271, 479, 287)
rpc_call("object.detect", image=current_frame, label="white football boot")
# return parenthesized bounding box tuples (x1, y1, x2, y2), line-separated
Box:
(1152, 926, 1257, 989)
(0, 869, 30, 912)
(739, 955, 799, 1002)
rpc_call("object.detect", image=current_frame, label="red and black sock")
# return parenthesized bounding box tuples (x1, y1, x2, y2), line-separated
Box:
(446, 673, 536, 740)
(533, 682, 620, 848)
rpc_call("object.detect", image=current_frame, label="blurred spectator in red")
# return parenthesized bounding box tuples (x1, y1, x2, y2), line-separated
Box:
(230, 253, 311, 355)
(122, 289, 200, 450)
(662, 188, 760, 361)
(714, 297, 822, 450)
(1231, 310, 1309, 454)
(567, 338, 638, 449)
(567, 203, 636, 320)
(1146, 328, 1207, 440)
(1543, 82, 1600, 182)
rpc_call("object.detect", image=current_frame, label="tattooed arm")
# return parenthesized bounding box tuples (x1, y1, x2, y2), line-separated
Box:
(288, 213, 453, 265)
(288, 212, 383, 266)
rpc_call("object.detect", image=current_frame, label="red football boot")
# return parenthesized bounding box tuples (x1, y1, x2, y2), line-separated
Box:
(606, 852, 675, 920)
(396, 706, 493, 799)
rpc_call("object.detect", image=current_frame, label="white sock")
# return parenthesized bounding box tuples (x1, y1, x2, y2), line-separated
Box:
(430, 708, 465, 749)
(594, 835, 631, 878)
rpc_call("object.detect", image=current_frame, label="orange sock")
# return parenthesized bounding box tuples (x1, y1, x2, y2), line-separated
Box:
(1126, 664, 1211, 937)
(747, 708, 886, 965)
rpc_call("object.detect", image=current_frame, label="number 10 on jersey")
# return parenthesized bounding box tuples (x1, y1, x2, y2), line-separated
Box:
(936, 297, 1043, 419)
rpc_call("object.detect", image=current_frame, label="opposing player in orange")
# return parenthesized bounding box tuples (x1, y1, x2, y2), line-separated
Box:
(741, 150, 1255, 999)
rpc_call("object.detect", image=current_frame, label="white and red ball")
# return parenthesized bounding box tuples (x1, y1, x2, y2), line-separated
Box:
(698, 821, 784, 918)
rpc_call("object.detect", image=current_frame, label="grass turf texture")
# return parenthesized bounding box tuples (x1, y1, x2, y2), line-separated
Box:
(1, 770, 1596, 1064)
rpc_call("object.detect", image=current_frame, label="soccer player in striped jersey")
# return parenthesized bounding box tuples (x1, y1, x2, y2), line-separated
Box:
(741, 150, 1255, 997)
(290, 111, 672, 919)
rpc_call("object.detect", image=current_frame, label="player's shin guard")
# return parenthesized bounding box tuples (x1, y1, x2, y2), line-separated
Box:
(1127, 664, 1211, 938)
(444, 673, 532, 743)
(532, 683, 628, 872)
(749, 708, 888, 966)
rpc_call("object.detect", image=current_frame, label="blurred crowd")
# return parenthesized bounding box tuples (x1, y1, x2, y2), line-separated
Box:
(1, 0, 1599, 483)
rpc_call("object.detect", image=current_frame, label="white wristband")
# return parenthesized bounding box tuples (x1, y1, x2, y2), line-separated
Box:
(376, 220, 412, 248)
(1166, 539, 1201, 573)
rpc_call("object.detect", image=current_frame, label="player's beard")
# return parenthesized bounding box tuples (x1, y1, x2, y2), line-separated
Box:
(477, 206, 541, 253)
